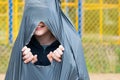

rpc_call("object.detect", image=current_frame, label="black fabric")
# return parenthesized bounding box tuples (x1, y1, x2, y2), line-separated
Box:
(5, 0, 90, 80)
(26, 36, 60, 66)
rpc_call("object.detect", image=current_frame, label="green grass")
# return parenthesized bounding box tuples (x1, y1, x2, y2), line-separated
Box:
(82, 34, 120, 73)
(115, 47, 120, 73)
(0, 44, 12, 73)
(83, 44, 120, 73)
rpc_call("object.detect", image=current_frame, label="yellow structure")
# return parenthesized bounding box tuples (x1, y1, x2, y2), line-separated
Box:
(83, 0, 120, 44)
(0, 1, 9, 44)
(0, 0, 120, 44)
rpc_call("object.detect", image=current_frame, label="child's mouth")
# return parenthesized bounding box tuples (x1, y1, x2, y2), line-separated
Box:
(36, 26, 45, 30)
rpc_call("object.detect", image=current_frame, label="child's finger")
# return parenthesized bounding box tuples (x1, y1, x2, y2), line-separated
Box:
(22, 48, 31, 56)
(23, 52, 31, 60)
(47, 52, 53, 62)
(24, 55, 33, 63)
(31, 55, 38, 63)
(56, 48, 63, 55)
(21, 46, 27, 52)
(52, 53, 61, 62)
(54, 50, 61, 58)
(59, 45, 64, 51)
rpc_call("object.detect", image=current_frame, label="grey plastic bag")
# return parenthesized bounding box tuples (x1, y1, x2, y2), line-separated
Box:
(5, 0, 89, 80)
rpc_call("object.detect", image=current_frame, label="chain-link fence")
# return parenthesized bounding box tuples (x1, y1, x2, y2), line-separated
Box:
(0, 0, 10, 73)
(82, 0, 120, 73)
(0, 0, 120, 74)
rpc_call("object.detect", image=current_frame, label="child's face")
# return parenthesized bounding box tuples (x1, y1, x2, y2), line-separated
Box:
(34, 22, 50, 36)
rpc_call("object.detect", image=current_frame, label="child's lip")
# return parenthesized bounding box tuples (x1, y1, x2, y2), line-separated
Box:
(36, 27, 42, 30)
(36, 26, 44, 30)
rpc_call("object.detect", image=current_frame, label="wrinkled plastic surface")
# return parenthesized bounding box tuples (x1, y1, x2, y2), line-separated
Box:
(5, 0, 89, 80)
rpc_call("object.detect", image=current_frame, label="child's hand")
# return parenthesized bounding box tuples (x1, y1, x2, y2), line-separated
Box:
(22, 46, 38, 64)
(47, 45, 64, 62)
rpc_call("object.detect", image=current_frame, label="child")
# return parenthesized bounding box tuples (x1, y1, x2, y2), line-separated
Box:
(22, 22, 64, 66)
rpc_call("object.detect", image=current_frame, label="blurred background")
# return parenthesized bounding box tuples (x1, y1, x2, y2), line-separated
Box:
(0, 0, 120, 80)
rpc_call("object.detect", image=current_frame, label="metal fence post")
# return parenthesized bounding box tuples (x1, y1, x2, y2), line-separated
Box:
(9, 0, 13, 44)
(78, 0, 82, 37)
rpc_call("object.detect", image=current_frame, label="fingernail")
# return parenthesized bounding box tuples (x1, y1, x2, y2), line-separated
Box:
(21, 48, 24, 51)
(59, 60, 61, 62)
(24, 61, 26, 63)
